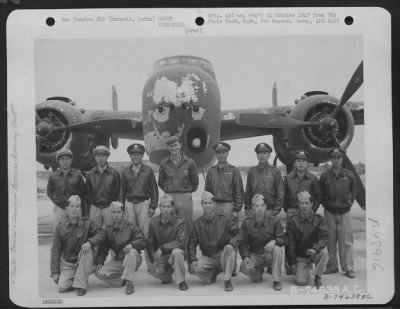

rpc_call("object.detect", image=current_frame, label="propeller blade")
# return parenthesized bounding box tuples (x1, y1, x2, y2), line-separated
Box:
(341, 153, 366, 210)
(237, 113, 319, 129)
(331, 61, 363, 118)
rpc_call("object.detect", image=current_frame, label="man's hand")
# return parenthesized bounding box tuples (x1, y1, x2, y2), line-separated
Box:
(148, 208, 156, 217)
(245, 208, 252, 217)
(306, 248, 317, 257)
(243, 257, 254, 270)
(264, 240, 276, 253)
(81, 242, 91, 255)
(225, 244, 235, 255)
(123, 243, 133, 254)
(51, 273, 60, 284)
(232, 211, 239, 219)
(154, 248, 162, 260)
(188, 261, 198, 275)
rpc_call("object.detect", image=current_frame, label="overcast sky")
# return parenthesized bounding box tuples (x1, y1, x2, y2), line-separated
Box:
(35, 35, 364, 168)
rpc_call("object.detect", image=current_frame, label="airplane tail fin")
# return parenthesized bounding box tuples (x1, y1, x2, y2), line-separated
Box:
(111, 85, 119, 149)
(272, 82, 277, 107)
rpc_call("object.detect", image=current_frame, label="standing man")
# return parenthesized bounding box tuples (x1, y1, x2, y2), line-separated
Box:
(286, 191, 329, 289)
(188, 191, 239, 292)
(319, 148, 357, 278)
(244, 143, 284, 217)
(95, 201, 146, 295)
(231, 194, 286, 291)
(284, 150, 321, 217)
(158, 136, 199, 251)
(50, 195, 105, 296)
(147, 194, 188, 291)
(205, 142, 244, 218)
(86, 145, 120, 227)
(47, 149, 86, 229)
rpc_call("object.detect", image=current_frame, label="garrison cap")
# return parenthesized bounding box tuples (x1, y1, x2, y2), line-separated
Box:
(93, 145, 110, 156)
(252, 194, 265, 205)
(328, 148, 345, 158)
(56, 149, 73, 160)
(166, 136, 180, 145)
(295, 150, 310, 161)
(127, 143, 145, 154)
(110, 201, 124, 210)
(297, 191, 312, 202)
(213, 142, 231, 153)
(201, 191, 215, 202)
(159, 194, 174, 206)
(254, 143, 272, 153)
(67, 195, 81, 206)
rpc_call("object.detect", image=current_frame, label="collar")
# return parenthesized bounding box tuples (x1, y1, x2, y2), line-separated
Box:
(57, 168, 72, 176)
(288, 169, 311, 179)
(96, 164, 109, 174)
(297, 212, 314, 222)
(111, 219, 128, 231)
(217, 162, 229, 170)
(257, 162, 270, 169)
(329, 167, 345, 178)
(251, 213, 272, 228)
(202, 212, 217, 223)
(130, 163, 142, 171)
(158, 214, 176, 225)
(65, 216, 84, 227)
(168, 152, 186, 164)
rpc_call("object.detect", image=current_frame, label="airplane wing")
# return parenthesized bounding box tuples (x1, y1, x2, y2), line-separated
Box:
(346, 101, 364, 125)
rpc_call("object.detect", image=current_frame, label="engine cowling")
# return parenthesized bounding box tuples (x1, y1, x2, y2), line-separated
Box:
(36, 98, 98, 171)
(273, 94, 355, 166)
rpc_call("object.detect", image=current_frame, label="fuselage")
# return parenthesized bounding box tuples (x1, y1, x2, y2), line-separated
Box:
(142, 56, 221, 169)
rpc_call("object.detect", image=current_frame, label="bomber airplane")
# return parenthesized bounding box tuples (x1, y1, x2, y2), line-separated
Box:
(35, 55, 365, 208)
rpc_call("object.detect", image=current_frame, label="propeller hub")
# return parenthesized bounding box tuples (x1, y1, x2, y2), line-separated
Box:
(36, 121, 52, 138)
(320, 116, 338, 133)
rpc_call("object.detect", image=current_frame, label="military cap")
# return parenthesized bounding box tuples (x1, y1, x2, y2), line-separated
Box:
(93, 145, 110, 156)
(127, 143, 145, 154)
(67, 195, 81, 206)
(166, 136, 180, 145)
(295, 150, 310, 161)
(56, 149, 73, 160)
(328, 148, 345, 158)
(201, 191, 215, 201)
(213, 142, 231, 153)
(252, 194, 265, 205)
(297, 191, 312, 202)
(159, 194, 174, 206)
(110, 201, 124, 210)
(254, 143, 272, 153)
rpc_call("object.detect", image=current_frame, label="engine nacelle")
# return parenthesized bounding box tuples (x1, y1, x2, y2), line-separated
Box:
(36, 99, 98, 171)
(273, 94, 355, 166)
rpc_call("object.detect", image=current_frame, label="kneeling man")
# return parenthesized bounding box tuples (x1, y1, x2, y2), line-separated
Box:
(286, 191, 329, 289)
(95, 201, 146, 295)
(147, 194, 188, 291)
(188, 191, 239, 292)
(231, 194, 286, 291)
(50, 195, 105, 296)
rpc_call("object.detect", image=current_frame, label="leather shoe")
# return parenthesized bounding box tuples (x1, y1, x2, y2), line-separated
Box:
(314, 276, 322, 289)
(224, 280, 234, 292)
(125, 282, 134, 295)
(273, 281, 282, 291)
(76, 288, 86, 296)
(323, 268, 338, 274)
(178, 281, 189, 291)
(345, 270, 356, 278)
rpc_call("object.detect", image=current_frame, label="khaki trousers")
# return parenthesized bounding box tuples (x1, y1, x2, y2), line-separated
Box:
(194, 246, 235, 283)
(324, 209, 354, 272)
(169, 193, 193, 249)
(95, 249, 142, 286)
(149, 248, 186, 285)
(294, 247, 329, 285)
(89, 204, 113, 227)
(58, 249, 94, 292)
(240, 246, 283, 282)
(125, 200, 151, 269)
(53, 205, 67, 232)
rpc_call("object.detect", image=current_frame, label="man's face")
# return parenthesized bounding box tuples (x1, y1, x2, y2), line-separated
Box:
(201, 198, 216, 215)
(95, 153, 109, 167)
(253, 200, 267, 217)
(295, 158, 308, 172)
(331, 155, 343, 168)
(66, 202, 81, 218)
(216, 151, 228, 164)
(257, 151, 270, 164)
(160, 202, 174, 217)
(111, 207, 124, 223)
(168, 141, 182, 156)
(298, 198, 312, 216)
(129, 152, 143, 165)
(58, 156, 72, 170)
